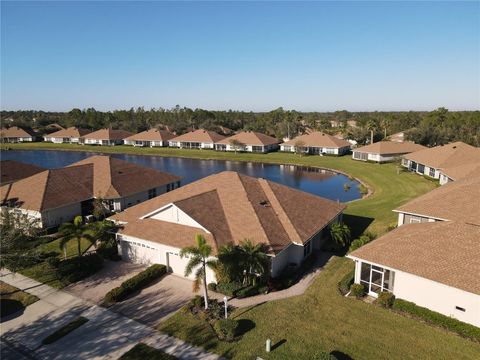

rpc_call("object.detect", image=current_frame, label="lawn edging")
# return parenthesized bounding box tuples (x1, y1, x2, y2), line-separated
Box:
(42, 316, 89, 345)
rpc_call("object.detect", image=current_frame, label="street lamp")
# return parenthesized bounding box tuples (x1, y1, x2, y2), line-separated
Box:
(223, 296, 228, 319)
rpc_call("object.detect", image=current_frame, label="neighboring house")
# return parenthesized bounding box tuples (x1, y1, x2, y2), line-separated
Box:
(44, 123, 65, 132)
(43, 127, 91, 143)
(352, 141, 426, 163)
(168, 129, 225, 149)
(124, 129, 175, 147)
(80, 128, 133, 146)
(214, 131, 280, 153)
(438, 162, 480, 185)
(0, 155, 181, 228)
(401, 141, 479, 180)
(280, 131, 351, 155)
(0, 127, 35, 143)
(0, 160, 46, 185)
(110, 171, 345, 281)
(388, 131, 408, 143)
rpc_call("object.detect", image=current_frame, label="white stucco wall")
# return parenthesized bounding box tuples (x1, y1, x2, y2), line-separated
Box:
(41, 202, 83, 228)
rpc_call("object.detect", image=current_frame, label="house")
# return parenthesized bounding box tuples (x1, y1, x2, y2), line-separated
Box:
(0, 127, 35, 143)
(44, 123, 65, 132)
(109, 171, 345, 281)
(79, 128, 133, 146)
(124, 129, 175, 147)
(438, 162, 480, 185)
(352, 141, 426, 163)
(401, 141, 479, 180)
(168, 129, 225, 149)
(280, 131, 351, 155)
(43, 127, 91, 143)
(0, 160, 46, 185)
(388, 131, 408, 143)
(0, 155, 181, 228)
(214, 131, 280, 153)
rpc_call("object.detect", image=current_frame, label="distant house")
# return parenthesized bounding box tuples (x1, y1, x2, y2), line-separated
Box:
(388, 131, 408, 143)
(215, 131, 280, 153)
(0, 155, 181, 228)
(352, 141, 425, 163)
(168, 129, 225, 149)
(0, 160, 45, 186)
(44, 123, 65, 133)
(0, 127, 35, 143)
(280, 131, 351, 155)
(124, 129, 175, 147)
(80, 128, 133, 146)
(110, 171, 345, 281)
(43, 127, 91, 144)
(401, 141, 479, 180)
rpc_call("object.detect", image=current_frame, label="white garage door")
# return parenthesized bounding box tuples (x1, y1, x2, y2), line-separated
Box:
(121, 240, 160, 265)
(167, 252, 192, 279)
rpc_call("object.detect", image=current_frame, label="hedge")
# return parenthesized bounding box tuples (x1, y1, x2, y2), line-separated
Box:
(42, 317, 89, 344)
(120, 343, 178, 360)
(393, 299, 480, 342)
(104, 264, 166, 304)
(337, 269, 354, 295)
(216, 282, 243, 297)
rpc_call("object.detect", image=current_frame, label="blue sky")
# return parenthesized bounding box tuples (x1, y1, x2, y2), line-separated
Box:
(1, 1, 479, 111)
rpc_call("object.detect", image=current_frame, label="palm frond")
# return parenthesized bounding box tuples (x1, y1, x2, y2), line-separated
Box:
(184, 255, 202, 276)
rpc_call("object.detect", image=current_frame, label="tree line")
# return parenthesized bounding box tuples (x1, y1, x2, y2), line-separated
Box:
(1, 106, 479, 147)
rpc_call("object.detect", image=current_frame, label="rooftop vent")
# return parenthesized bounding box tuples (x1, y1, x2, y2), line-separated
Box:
(259, 200, 270, 207)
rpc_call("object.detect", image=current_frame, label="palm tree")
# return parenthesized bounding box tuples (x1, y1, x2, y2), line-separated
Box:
(238, 239, 269, 286)
(180, 234, 216, 310)
(213, 243, 242, 283)
(58, 216, 96, 259)
(366, 119, 377, 144)
(329, 222, 351, 248)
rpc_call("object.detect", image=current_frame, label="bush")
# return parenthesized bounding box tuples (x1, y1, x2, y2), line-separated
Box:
(376, 292, 395, 308)
(236, 285, 260, 299)
(57, 253, 103, 283)
(46, 256, 60, 268)
(350, 283, 365, 298)
(337, 269, 354, 295)
(258, 285, 269, 294)
(42, 316, 89, 344)
(207, 300, 223, 320)
(387, 222, 397, 231)
(104, 264, 166, 304)
(393, 299, 480, 341)
(207, 282, 217, 292)
(348, 232, 376, 252)
(96, 241, 119, 260)
(216, 282, 243, 297)
(190, 295, 204, 310)
(213, 318, 238, 341)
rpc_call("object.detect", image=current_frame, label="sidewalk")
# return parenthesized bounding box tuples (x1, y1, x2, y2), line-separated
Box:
(0, 270, 222, 360)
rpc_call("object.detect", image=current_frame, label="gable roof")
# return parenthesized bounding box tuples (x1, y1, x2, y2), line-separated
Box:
(0, 160, 46, 185)
(124, 129, 175, 142)
(216, 131, 280, 146)
(281, 131, 351, 148)
(0, 127, 34, 138)
(110, 171, 345, 255)
(349, 221, 480, 295)
(403, 141, 479, 169)
(81, 128, 133, 140)
(45, 127, 91, 138)
(439, 162, 480, 182)
(354, 141, 425, 155)
(170, 129, 226, 143)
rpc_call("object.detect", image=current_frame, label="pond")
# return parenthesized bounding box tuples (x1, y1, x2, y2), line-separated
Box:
(1, 150, 362, 202)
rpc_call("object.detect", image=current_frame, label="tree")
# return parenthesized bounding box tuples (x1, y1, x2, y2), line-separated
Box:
(212, 243, 242, 283)
(229, 139, 245, 154)
(180, 234, 216, 309)
(58, 216, 96, 259)
(92, 197, 111, 220)
(329, 222, 351, 248)
(294, 140, 306, 155)
(238, 239, 269, 286)
(366, 120, 377, 144)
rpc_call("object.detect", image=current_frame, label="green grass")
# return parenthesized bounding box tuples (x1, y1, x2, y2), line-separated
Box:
(159, 257, 480, 360)
(120, 343, 178, 360)
(5, 142, 437, 235)
(37, 237, 93, 259)
(42, 316, 89, 345)
(0, 281, 39, 317)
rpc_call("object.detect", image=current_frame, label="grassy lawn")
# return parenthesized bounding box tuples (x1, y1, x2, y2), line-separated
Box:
(159, 257, 480, 360)
(42, 316, 89, 345)
(0, 281, 39, 317)
(6, 143, 437, 235)
(120, 343, 178, 360)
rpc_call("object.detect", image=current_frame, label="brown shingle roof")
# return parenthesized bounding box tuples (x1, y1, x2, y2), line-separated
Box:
(110, 171, 345, 254)
(124, 129, 175, 142)
(439, 162, 480, 182)
(81, 128, 133, 140)
(354, 141, 425, 155)
(46, 127, 91, 138)
(170, 129, 225, 143)
(349, 221, 480, 295)
(394, 175, 480, 225)
(403, 141, 479, 169)
(0, 160, 46, 185)
(281, 131, 351, 148)
(216, 131, 280, 146)
(0, 127, 33, 138)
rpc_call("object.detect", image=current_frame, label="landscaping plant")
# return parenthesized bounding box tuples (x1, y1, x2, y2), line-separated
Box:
(349, 283, 365, 298)
(213, 318, 238, 341)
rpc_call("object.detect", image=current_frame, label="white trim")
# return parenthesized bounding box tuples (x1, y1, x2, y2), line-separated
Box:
(392, 210, 450, 222)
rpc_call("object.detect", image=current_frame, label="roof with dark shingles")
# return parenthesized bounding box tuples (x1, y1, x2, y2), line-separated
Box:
(0, 160, 46, 185)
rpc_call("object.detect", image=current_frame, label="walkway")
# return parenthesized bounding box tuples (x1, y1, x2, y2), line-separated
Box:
(0, 270, 222, 360)
(229, 252, 332, 308)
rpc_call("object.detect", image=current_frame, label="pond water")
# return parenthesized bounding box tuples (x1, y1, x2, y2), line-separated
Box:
(1, 150, 361, 202)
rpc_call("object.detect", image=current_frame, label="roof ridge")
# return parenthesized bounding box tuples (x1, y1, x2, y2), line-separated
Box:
(38, 170, 51, 211)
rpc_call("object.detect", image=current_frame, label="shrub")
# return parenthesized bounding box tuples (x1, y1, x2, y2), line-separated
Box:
(213, 318, 238, 341)
(216, 282, 243, 297)
(207, 282, 217, 292)
(376, 291, 395, 308)
(387, 222, 397, 232)
(42, 317, 89, 344)
(207, 300, 223, 320)
(258, 285, 269, 294)
(46, 256, 60, 268)
(393, 299, 480, 341)
(348, 232, 376, 252)
(350, 283, 365, 298)
(358, 184, 368, 195)
(57, 253, 103, 283)
(236, 285, 260, 299)
(337, 269, 354, 295)
(104, 287, 125, 304)
(96, 241, 118, 260)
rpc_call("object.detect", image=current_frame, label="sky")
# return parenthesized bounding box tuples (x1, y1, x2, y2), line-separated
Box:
(1, 1, 479, 112)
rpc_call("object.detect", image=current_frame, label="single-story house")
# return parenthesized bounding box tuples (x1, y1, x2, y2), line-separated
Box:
(280, 131, 351, 155)
(352, 141, 425, 163)
(124, 129, 175, 147)
(388, 130, 409, 143)
(43, 127, 91, 143)
(348, 221, 480, 327)
(80, 128, 133, 146)
(168, 129, 226, 149)
(214, 131, 280, 153)
(0, 155, 181, 228)
(0, 127, 35, 143)
(0, 160, 46, 185)
(110, 171, 345, 281)
(401, 141, 479, 180)
(438, 162, 480, 185)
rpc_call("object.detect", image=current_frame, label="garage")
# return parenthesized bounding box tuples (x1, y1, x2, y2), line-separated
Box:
(120, 240, 162, 265)
(166, 251, 191, 279)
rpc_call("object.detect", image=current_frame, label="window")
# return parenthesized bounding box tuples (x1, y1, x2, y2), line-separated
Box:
(176, 181, 181, 188)
(148, 188, 157, 199)
(303, 241, 311, 258)
(409, 217, 421, 224)
(358, 262, 394, 295)
(353, 152, 368, 161)
(402, 158, 409, 166)
(167, 184, 171, 192)
(417, 164, 425, 174)
(429, 167, 435, 177)
(252, 146, 264, 153)
(282, 146, 292, 152)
